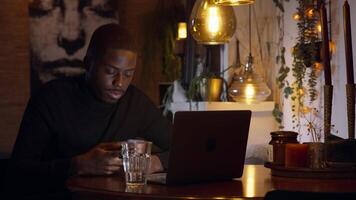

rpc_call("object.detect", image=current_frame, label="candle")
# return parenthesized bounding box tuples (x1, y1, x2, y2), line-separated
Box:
(285, 143, 308, 168)
(344, 1, 354, 84)
(320, 3, 332, 85)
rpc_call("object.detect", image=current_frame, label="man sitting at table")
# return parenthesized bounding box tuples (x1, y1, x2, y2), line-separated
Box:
(4, 23, 171, 199)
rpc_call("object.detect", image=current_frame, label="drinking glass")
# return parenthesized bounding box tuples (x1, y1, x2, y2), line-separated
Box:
(121, 140, 152, 186)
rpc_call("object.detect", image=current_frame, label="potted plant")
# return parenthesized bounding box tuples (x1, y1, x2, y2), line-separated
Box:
(187, 57, 233, 104)
(187, 72, 224, 102)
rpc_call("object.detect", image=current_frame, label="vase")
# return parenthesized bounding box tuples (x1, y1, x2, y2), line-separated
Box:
(268, 131, 298, 166)
(306, 142, 326, 169)
(199, 77, 223, 101)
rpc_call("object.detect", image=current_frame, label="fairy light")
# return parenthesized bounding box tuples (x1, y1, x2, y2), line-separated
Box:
(307, 8, 314, 18)
(317, 22, 322, 33)
(315, 62, 322, 72)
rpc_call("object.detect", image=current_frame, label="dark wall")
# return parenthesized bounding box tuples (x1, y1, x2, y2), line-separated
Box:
(117, 0, 163, 105)
(0, 0, 169, 157)
(0, 0, 30, 158)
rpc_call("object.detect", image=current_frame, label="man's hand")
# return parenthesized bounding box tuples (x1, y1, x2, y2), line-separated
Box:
(148, 155, 164, 174)
(72, 142, 123, 175)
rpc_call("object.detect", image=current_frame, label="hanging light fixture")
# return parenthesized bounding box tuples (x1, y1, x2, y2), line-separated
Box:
(213, 0, 255, 6)
(228, 5, 271, 104)
(190, 0, 236, 44)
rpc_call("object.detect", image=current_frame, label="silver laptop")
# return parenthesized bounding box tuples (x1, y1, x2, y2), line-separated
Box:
(148, 110, 251, 185)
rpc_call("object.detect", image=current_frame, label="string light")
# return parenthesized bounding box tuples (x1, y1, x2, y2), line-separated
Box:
(307, 8, 314, 18)
(317, 22, 322, 33)
(293, 13, 300, 21)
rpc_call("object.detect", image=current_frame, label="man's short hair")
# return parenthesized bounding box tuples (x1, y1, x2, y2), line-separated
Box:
(85, 23, 137, 66)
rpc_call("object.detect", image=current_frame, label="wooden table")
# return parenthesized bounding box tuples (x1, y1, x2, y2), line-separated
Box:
(67, 165, 356, 200)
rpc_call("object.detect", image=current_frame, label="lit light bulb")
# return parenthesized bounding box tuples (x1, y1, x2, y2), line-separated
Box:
(293, 13, 300, 21)
(207, 6, 220, 35)
(245, 84, 255, 98)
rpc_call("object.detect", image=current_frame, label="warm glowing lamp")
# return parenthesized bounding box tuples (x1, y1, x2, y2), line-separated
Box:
(177, 22, 187, 40)
(213, 0, 255, 6)
(190, 0, 236, 44)
(228, 5, 271, 103)
(228, 55, 271, 104)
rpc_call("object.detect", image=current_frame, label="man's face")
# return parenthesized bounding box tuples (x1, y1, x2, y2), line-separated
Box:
(29, 0, 117, 82)
(89, 49, 137, 103)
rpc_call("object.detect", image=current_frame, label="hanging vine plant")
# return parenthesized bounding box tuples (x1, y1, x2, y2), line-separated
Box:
(274, 0, 324, 141)
(292, 0, 320, 102)
(289, 0, 321, 132)
(273, 0, 289, 128)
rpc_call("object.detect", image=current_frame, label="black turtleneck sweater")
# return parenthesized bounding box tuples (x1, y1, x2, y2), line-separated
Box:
(7, 75, 172, 197)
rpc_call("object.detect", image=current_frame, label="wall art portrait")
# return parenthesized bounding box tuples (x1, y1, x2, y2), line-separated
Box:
(29, 0, 118, 93)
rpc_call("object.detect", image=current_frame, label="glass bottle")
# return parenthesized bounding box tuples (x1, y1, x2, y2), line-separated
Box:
(268, 131, 299, 166)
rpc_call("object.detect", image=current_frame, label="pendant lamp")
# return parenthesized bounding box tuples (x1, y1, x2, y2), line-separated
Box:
(228, 5, 271, 104)
(213, 0, 255, 6)
(190, 0, 236, 44)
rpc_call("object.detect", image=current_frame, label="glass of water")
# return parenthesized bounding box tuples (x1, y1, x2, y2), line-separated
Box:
(121, 139, 152, 186)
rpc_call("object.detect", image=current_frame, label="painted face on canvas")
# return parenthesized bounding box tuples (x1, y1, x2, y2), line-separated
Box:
(29, 0, 118, 82)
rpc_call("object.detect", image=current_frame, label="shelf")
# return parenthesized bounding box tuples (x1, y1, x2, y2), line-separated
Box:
(170, 101, 274, 113)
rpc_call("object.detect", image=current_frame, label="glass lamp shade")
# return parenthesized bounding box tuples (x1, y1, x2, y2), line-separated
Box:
(190, 0, 236, 45)
(228, 55, 271, 103)
(213, 0, 255, 6)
